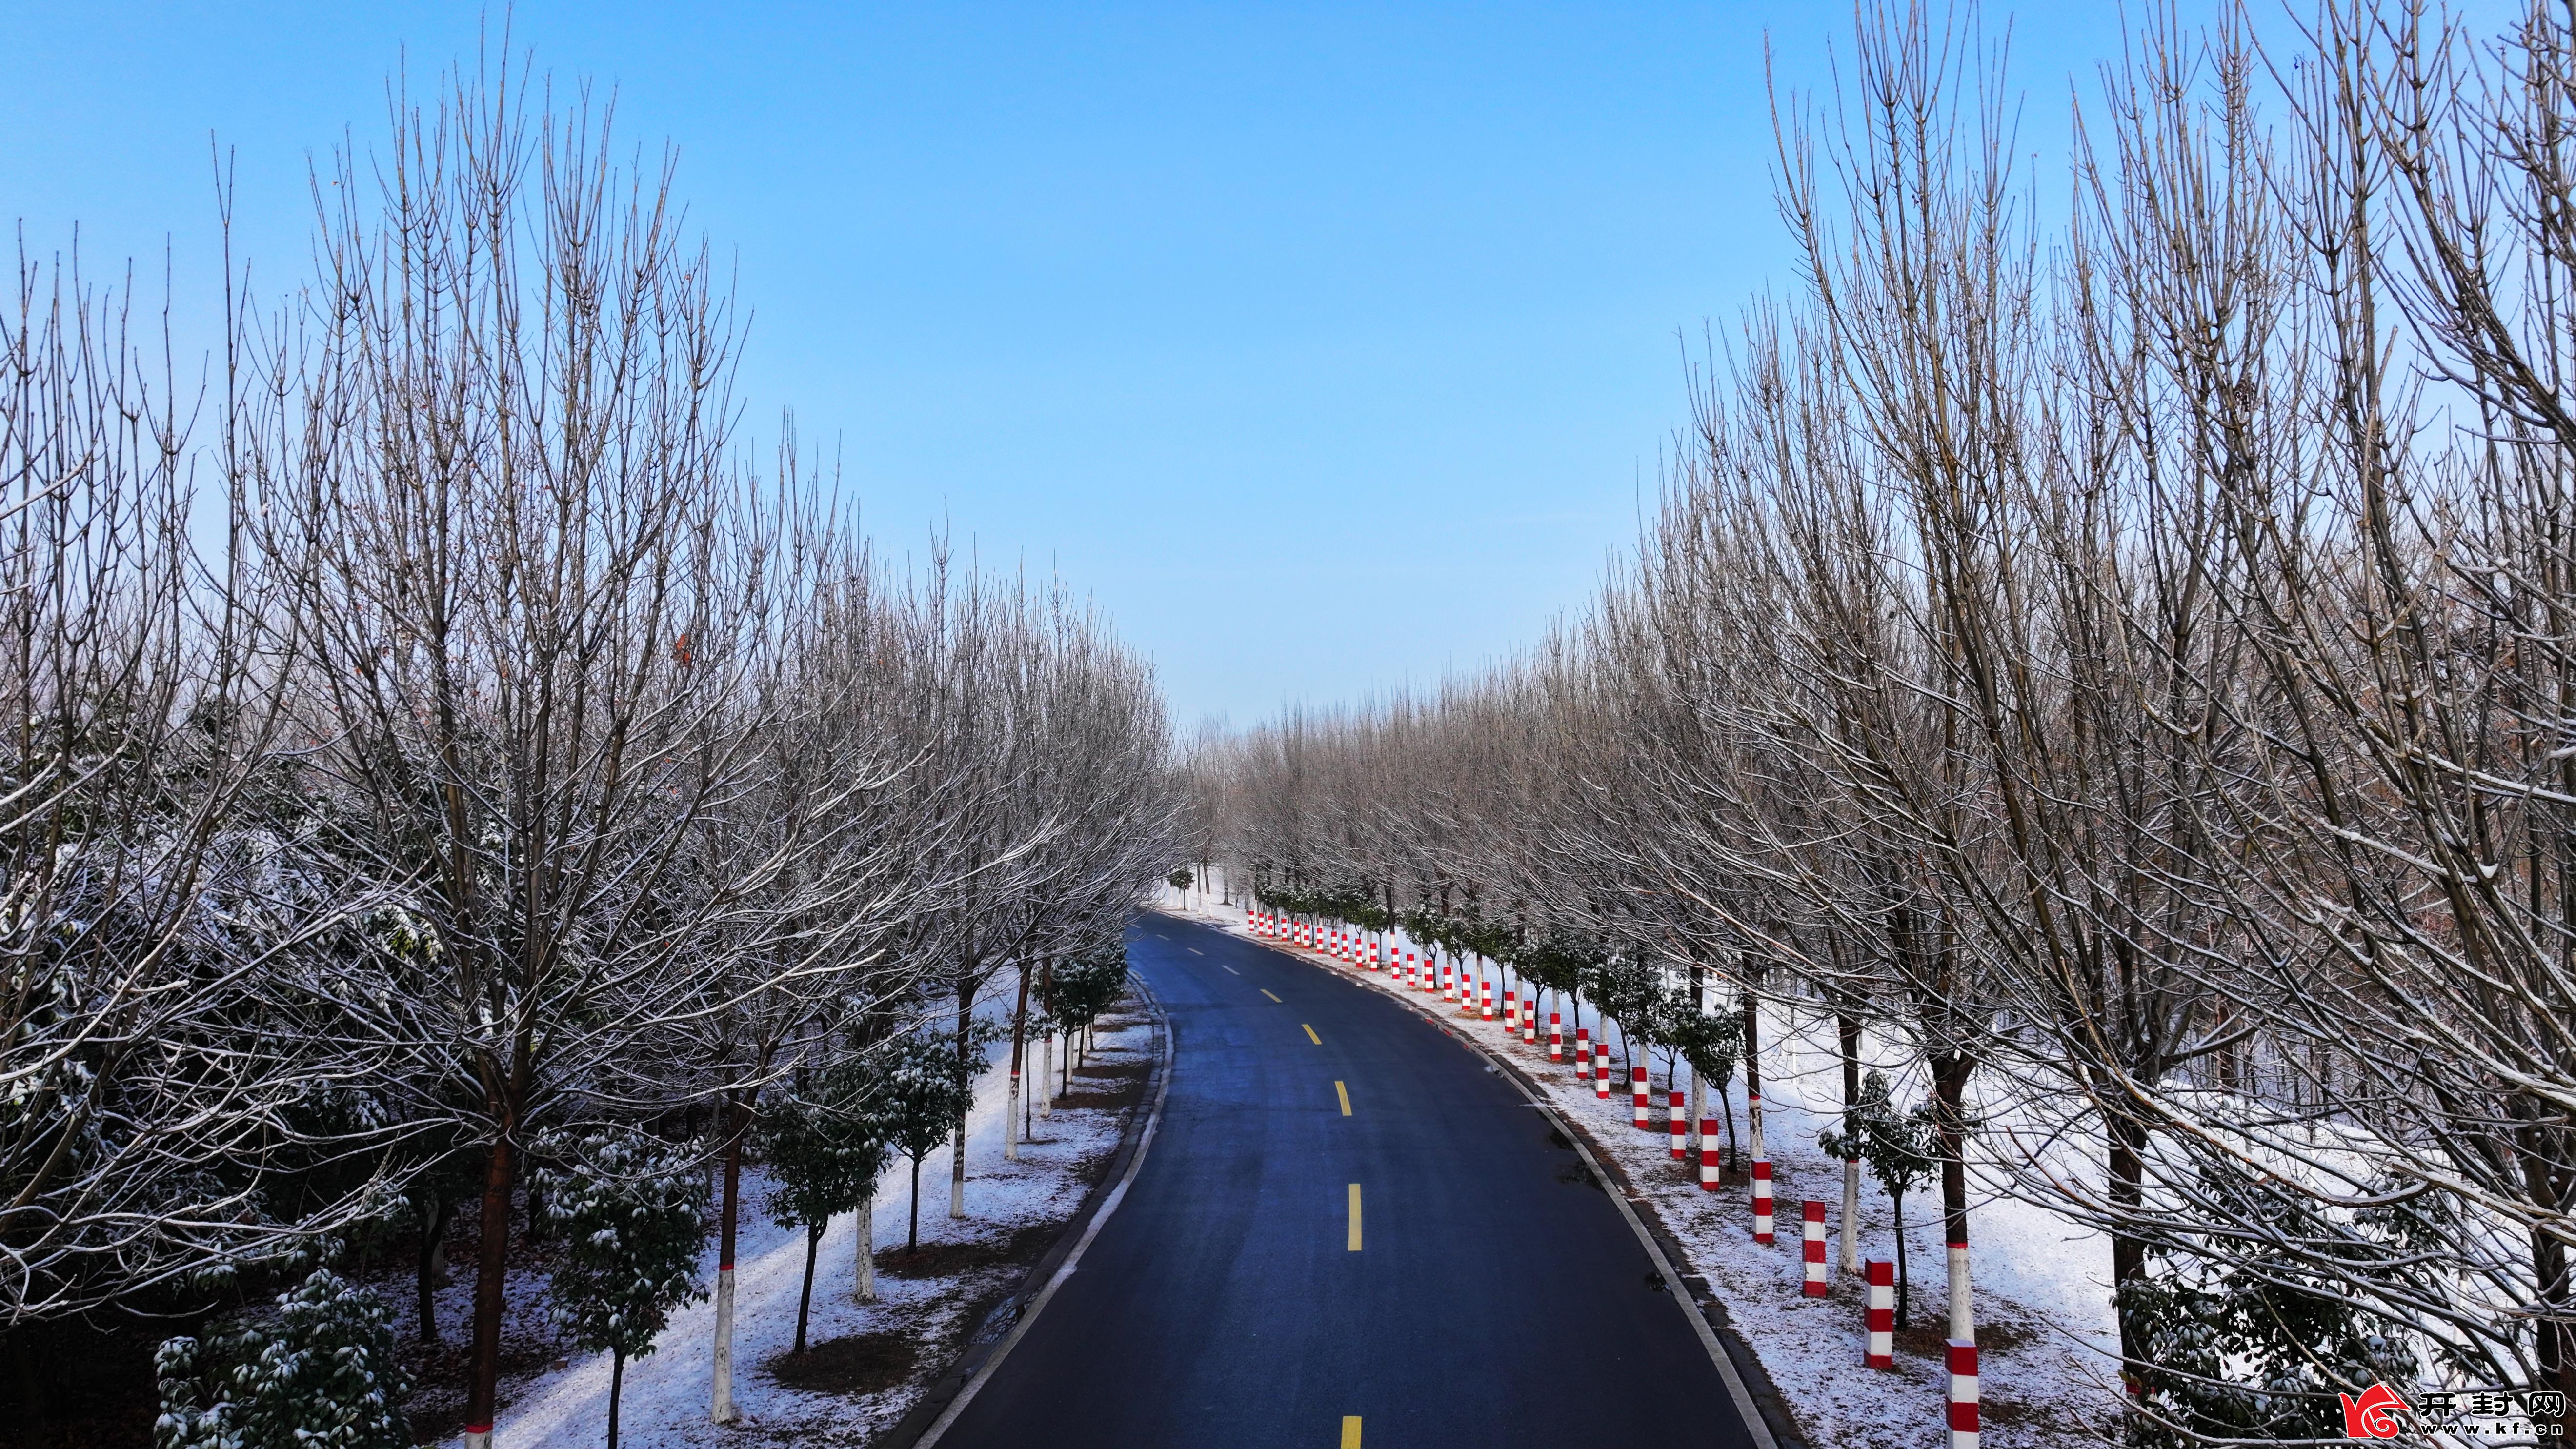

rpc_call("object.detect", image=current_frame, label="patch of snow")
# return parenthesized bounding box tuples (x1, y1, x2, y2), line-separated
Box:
(437, 1006, 1153, 1448)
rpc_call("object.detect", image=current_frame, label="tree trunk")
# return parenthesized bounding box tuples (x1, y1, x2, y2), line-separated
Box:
(795, 1222, 821, 1354)
(856, 1187, 878, 1302)
(711, 1092, 747, 1423)
(1723, 1081, 1740, 1170)
(2108, 1106, 2149, 1397)
(1934, 1055, 1975, 1348)
(1743, 990, 1765, 1172)
(1687, 964, 1706, 1145)
(1006, 966, 1030, 1161)
(1038, 962, 1056, 1119)
(607, 1349, 626, 1449)
(909, 1157, 923, 1250)
(463, 1126, 517, 1449)
(1838, 1013, 1863, 1275)
(952, 978, 978, 1219)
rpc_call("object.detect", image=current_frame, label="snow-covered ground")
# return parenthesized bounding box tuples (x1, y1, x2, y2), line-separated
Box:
(1159, 887, 2120, 1448)
(387, 998, 1157, 1448)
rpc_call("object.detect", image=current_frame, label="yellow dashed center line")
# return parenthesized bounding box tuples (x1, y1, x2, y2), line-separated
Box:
(1261, 989, 1282, 1003)
(1302, 1024, 1321, 1045)
(1341, 1417, 1363, 1448)
(1335, 1080, 1351, 1116)
(1347, 1183, 1363, 1251)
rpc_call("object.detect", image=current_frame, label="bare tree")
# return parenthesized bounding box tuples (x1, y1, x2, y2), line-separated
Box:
(253, 63, 817, 1446)
(0, 233, 408, 1338)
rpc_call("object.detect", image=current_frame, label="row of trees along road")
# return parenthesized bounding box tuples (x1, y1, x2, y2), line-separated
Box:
(0, 59, 1180, 1446)
(1193, 3, 2576, 1441)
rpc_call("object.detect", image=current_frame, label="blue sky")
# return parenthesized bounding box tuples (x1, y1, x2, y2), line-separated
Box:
(6, 2, 2333, 727)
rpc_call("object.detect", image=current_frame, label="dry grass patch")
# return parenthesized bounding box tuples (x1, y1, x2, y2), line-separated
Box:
(765, 1332, 920, 1395)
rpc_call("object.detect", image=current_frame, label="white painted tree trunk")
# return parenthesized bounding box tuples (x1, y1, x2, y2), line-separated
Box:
(1005, 1073, 1021, 1160)
(1842, 1158, 1863, 1275)
(710, 1266, 737, 1421)
(950, 1127, 967, 1218)
(1949, 1242, 1974, 1341)
(855, 1189, 878, 1302)
(1689, 1074, 1706, 1152)
(1039, 1035, 1053, 1118)
(1950, 1240, 1979, 1447)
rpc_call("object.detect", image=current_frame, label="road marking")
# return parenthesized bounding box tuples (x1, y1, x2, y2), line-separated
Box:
(1302, 1024, 1321, 1045)
(1341, 1417, 1362, 1448)
(1261, 989, 1282, 1003)
(1187, 947, 1204, 956)
(1347, 1183, 1362, 1250)
(1335, 1081, 1351, 1116)
(1221, 964, 1239, 975)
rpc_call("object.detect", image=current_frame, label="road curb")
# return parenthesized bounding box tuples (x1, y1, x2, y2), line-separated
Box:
(1240, 922, 1811, 1449)
(1529, 1075, 1814, 1449)
(879, 965, 1175, 1449)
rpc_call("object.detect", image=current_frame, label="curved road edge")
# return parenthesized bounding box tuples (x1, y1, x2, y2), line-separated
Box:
(1474, 1024, 1811, 1449)
(1198, 906, 1813, 1449)
(883, 966, 1178, 1449)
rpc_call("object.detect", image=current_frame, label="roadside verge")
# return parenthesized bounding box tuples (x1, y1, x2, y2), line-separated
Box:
(882, 969, 1175, 1449)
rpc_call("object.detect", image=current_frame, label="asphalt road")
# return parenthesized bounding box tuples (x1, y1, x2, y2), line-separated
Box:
(932, 912, 1761, 1449)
